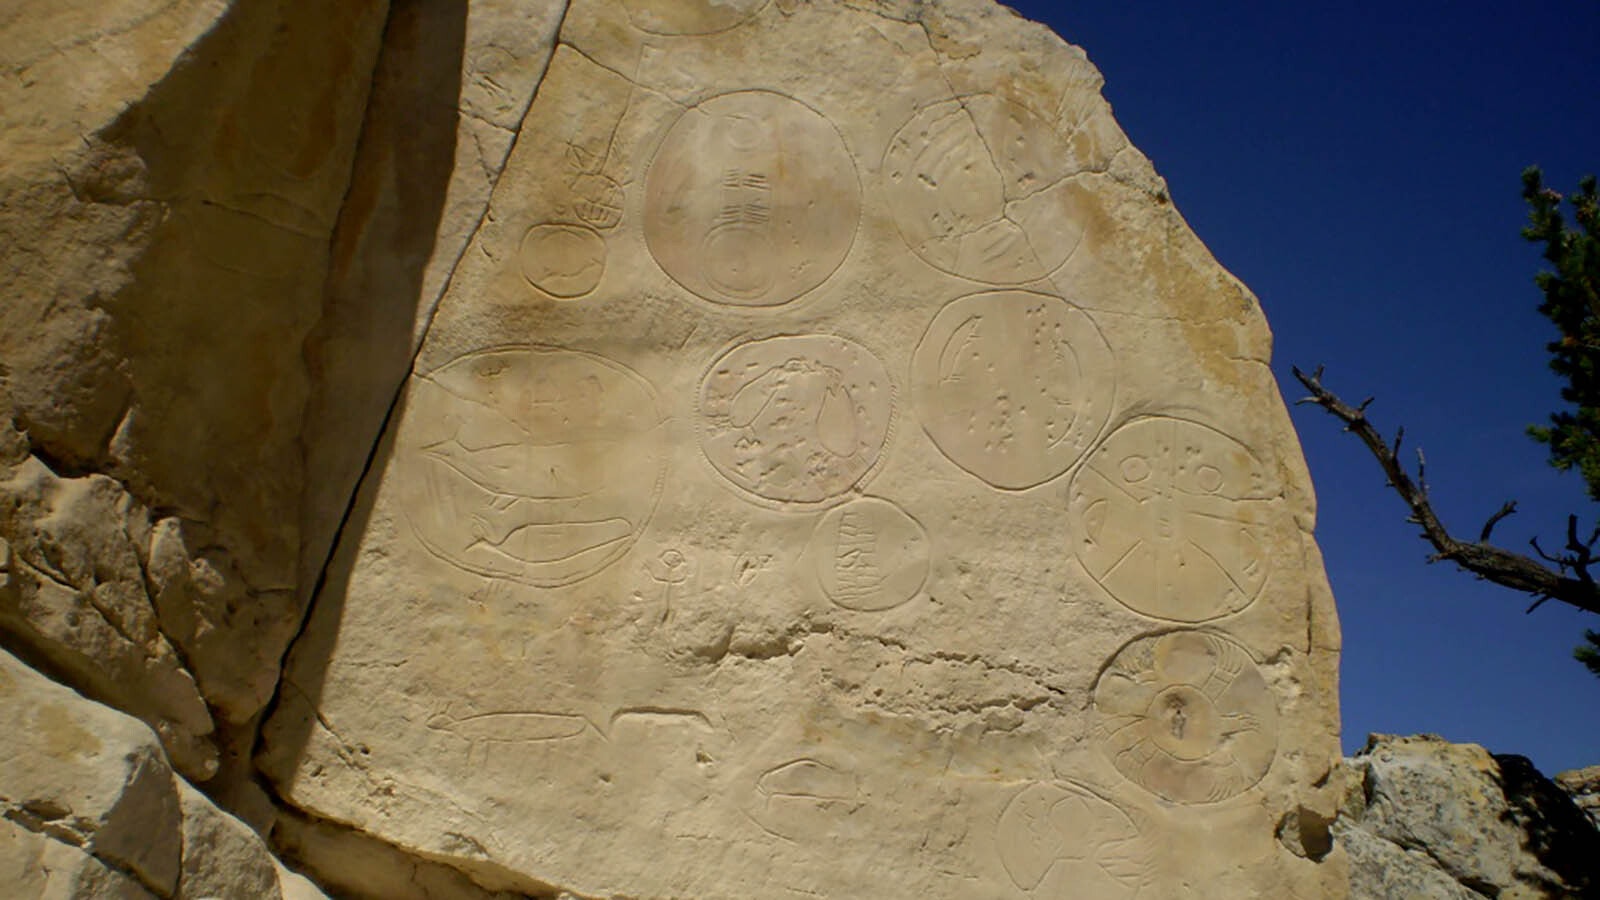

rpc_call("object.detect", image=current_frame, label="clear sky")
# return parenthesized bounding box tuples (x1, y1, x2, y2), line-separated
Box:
(1002, 1, 1600, 774)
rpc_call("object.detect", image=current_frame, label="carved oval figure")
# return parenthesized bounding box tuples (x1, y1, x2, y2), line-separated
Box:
(884, 95, 1090, 284)
(699, 335, 893, 506)
(645, 91, 860, 307)
(519, 224, 606, 298)
(996, 782, 1153, 898)
(399, 347, 666, 587)
(1069, 418, 1277, 622)
(911, 291, 1112, 489)
(807, 497, 930, 611)
(1092, 631, 1279, 804)
(623, 0, 768, 35)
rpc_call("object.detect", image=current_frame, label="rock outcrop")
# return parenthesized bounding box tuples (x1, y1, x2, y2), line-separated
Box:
(1337, 734, 1600, 899)
(0, 645, 327, 899)
(1, 1, 1347, 897)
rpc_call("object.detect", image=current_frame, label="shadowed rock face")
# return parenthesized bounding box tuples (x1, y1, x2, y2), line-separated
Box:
(1336, 733, 1600, 899)
(1, 1, 1347, 898)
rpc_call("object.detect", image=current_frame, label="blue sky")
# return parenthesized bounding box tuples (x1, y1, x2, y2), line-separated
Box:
(1003, 1, 1600, 773)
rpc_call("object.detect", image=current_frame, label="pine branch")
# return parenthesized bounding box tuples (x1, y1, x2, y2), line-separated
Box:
(1293, 365, 1600, 616)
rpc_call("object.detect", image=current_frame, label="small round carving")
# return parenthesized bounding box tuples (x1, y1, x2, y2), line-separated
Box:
(1092, 631, 1278, 804)
(519, 224, 606, 299)
(399, 347, 666, 587)
(884, 95, 1087, 284)
(910, 291, 1113, 489)
(807, 497, 929, 611)
(1069, 418, 1277, 622)
(645, 91, 860, 307)
(699, 335, 893, 506)
(996, 781, 1152, 898)
(623, 0, 768, 35)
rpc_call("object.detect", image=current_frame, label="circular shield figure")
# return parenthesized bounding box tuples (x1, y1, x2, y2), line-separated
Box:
(519, 224, 606, 299)
(995, 781, 1153, 898)
(1070, 418, 1277, 622)
(699, 335, 893, 506)
(1092, 631, 1278, 804)
(399, 347, 666, 587)
(911, 290, 1112, 489)
(645, 91, 860, 307)
(806, 497, 930, 611)
(884, 95, 1091, 284)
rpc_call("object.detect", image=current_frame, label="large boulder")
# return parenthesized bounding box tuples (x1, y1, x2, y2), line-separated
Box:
(1337, 733, 1600, 899)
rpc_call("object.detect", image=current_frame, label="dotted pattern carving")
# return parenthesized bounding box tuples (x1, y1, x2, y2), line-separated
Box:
(699, 335, 893, 506)
(911, 291, 1112, 489)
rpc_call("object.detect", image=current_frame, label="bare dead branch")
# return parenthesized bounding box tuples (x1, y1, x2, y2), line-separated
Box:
(1480, 501, 1517, 542)
(1292, 365, 1600, 616)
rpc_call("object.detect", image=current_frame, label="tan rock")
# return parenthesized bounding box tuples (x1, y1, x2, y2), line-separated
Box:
(0, 0, 388, 776)
(260, 1, 1345, 897)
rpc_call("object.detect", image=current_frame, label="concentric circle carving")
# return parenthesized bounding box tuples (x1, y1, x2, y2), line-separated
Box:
(1092, 631, 1278, 804)
(1069, 418, 1276, 622)
(399, 347, 666, 586)
(645, 91, 860, 307)
(884, 95, 1086, 284)
(699, 335, 893, 506)
(910, 291, 1112, 489)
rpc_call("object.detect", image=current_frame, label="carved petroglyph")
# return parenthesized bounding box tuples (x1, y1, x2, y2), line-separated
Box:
(807, 497, 929, 611)
(749, 757, 862, 841)
(645, 91, 860, 307)
(1070, 418, 1276, 622)
(519, 224, 607, 299)
(884, 95, 1086, 284)
(623, 0, 770, 36)
(399, 347, 666, 586)
(911, 291, 1112, 489)
(426, 705, 593, 764)
(996, 782, 1153, 898)
(640, 548, 695, 622)
(700, 335, 893, 506)
(1093, 631, 1278, 804)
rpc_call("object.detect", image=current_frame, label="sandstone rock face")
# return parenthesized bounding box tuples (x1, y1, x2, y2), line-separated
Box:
(1336, 734, 1600, 899)
(254, 1, 1344, 897)
(1555, 765, 1600, 832)
(0, 646, 327, 900)
(3, 0, 1346, 897)
(0, 0, 389, 780)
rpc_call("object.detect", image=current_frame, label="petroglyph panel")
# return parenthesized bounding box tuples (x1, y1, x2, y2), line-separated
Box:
(884, 95, 1088, 284)
(645, 91, 860, 307)
(911, 291, 1113, 489)
(519, 224, 606, 298)
(996, 782, 1154, 898)
(623, 0, 769, 36)
(258, 2, 1344, 897)
(398, 347, 666, 586)
(1093, 631, 1279, 804)
(807, 497, 930, 611)
(1070, 418, 1276, 622)
(699, 335, 893, 505)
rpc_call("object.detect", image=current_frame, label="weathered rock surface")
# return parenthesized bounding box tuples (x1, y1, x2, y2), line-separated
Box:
(0, 645, 327, 899)
(1337, 734, 1600, 899)
(0, 0, 388, 779)
(1556, 765, 1600, 832)
(256, 1, 1345, 898)
(3, 0, 1349, 897)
